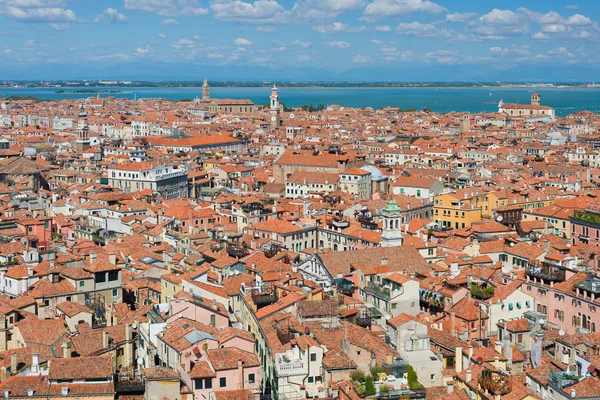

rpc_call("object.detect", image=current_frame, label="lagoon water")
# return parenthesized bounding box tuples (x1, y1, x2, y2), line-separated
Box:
(1, 86, 599, 117)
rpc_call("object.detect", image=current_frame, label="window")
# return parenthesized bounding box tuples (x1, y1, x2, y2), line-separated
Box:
(248, 374, 255, 384)
(210, 314, 215, 327)
(205, 378, 212, 389)
(220, 377, 226, 388)
(108, 271, 119, 281)
(310, 353, 317, 362)
(113, 289, 118, 297)
(308, 376, 314, 383)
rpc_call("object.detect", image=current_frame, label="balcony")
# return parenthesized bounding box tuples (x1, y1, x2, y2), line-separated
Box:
(276, 357, 305, 375)
(526, 262, 566, 283)
(549, 371, 580, 389)
(363, 282, 391, 301)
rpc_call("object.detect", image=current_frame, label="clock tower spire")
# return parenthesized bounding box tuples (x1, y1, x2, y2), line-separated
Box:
(270, 84, 280, 130)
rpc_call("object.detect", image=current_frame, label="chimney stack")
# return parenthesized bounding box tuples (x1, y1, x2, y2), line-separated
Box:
(126, 324, 132, 341)
(446, 380, 454, 394)
(62, 341, 72, 358)
(31, 353, 39, 374)
(103, 331, 110, 349)
(455, 346, 463, 373)
(494, 341, 502, 354)
(10, 353, 17, 375)
(494, 356, 499, 369)
(465, 370, 472, 383)
(89, 252, 97, 264)
(109, 253, 116, 265)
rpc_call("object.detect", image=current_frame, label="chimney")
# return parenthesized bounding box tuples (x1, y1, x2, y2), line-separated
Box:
(503, 339, 512, 369)
(126, 324, 132, 341)
(494, 356, 500, 369)
(450, 310, 456, 337)
(495, 341, 502, 354)
(62, 341, 72, 358)
(89, 252, 97, 264)
(238, 360, 244, 389)
(446, 380, 454, 394)
(109, 253, 116, 265)
(31, 353, 39, 374)
(455, 346, 463, 373)
(103, 331, 110, 349)
(370, 352, 376, 369)
(10, 353, 17, 374)
(571, 389, 577, 398)
(465, 370, 472, 383)
(27, 267, 33, 277)
(385, 353, 393, 364)
(0, 367, 9, 383)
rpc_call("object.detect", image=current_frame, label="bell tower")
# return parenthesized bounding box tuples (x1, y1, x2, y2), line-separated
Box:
(270, 84, 280, 130)
(531, 92, 540, 106)
(381, 199, 403, 247)
(202, 79, 210, 100)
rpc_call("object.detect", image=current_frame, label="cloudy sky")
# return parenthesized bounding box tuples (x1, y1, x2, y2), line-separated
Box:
(1, 0, 599, 80)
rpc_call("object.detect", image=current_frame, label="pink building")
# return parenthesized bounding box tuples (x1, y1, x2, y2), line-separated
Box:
(524, 264, 600, 334)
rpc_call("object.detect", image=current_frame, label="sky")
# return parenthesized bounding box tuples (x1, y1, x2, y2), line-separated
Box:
(1, 0, 600, 81)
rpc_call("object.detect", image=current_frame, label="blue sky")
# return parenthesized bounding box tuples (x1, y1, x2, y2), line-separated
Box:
(1, 0, 600, 81)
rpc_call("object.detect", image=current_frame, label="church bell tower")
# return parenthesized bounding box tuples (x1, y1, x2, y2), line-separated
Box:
(202, 79, 210, 100)
(270, 84, 280, 130)
(381, 199, 403, 247)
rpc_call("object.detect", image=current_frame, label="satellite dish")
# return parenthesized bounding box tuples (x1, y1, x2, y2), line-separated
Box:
(559, 329, 565, 336)
(539, 319, 545, 325)
(496, 215, 504, 222)
(132, 323, 137, 329)
(137, 357, 143, 365)
(385, 314, 391, 320)
(290, 113, 295, 119)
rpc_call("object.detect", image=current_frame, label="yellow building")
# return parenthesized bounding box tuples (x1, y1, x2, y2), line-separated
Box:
(433, 192, 482, 229)
(160, 273, 183, 303)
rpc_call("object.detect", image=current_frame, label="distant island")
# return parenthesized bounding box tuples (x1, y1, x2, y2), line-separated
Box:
(0, 80, 598, 90)
(54, 89, 122, 94)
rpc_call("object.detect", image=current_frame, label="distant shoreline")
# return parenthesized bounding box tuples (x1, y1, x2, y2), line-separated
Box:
(2, 81, 600, 90)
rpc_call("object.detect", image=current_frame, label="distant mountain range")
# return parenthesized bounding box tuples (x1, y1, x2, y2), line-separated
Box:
(1, 60, 599, 83)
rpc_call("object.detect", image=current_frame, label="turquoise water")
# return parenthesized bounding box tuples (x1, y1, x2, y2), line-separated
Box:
(1, 86, 599, 117)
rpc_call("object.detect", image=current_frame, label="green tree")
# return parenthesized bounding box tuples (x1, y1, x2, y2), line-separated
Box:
(407, 366, 423, 389)
(370, 366, 385, 380)
(364, 375, 376, 396)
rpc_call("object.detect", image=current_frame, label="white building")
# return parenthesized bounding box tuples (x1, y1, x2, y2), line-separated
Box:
(107, 162, 188, 199)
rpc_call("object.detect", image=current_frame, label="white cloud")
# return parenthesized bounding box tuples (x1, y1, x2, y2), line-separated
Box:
(49, 22, 70, 30)
(291, 40, 310, 48)
(542, 24, 566, 33)
(24, 39, 36, 47)
(375, 25, 391, 31)
(364, 0, 446, 18)
(5, 6, 76, 22)
(94, 8, 128, 24)
(326, 40, 350, 48)
(234, 37, 254, 46)
(565, 5, 578, 10)
(0, 49, 14, 56)
(532, 31, 549, 40)
(124, 0, 208, 17)
(537, 11, 562, 24)
(135, 45, 153, 55)
(446, 12, 477, 22)
(298, 54, 311, 62)
(566, 14, 592, 26)
(210, 0, 287, 23)
(352, 54, 369, 63)
(396, 21, 439, 36)
(161, 18, 179, 24)
(369, 39, 383, 44)
(256, 26, 276, 32)
(171, 38, 198, 49)
(313, 22, 364, 33)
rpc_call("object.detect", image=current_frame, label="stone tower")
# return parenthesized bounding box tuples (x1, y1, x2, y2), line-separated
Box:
(381, 199, 403, 247)
(459, 114, 470, 133)
(77, 104, 88, 129)
(202, 79, 210, 100)
(531, 92, 540, 106)
(270, 84, 280, 130)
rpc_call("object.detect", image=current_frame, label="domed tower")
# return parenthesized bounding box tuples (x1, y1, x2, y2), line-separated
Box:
(381, 199, 403, 247)
(270, 84, 280, 130)
(202, 79, 210, 100)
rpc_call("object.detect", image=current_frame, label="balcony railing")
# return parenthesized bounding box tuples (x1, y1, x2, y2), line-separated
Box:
(526, 262, 566, 283)
(549, 371, 580, 389)
(363, 282, 391, 301)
